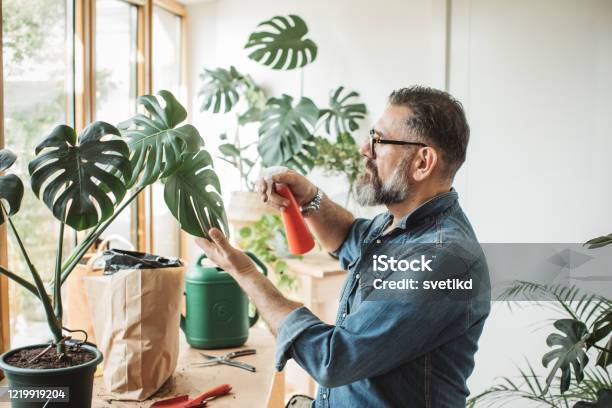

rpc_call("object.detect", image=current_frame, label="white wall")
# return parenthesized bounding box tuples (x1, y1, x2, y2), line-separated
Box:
(185, 0, 612, 404)
(451, 0, 612, 243)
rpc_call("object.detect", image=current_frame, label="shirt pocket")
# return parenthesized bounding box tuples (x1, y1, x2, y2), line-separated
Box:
(337, 258, 359, 301)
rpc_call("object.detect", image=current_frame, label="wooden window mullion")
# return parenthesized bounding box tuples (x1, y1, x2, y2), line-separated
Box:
(0, 1, 10, 372)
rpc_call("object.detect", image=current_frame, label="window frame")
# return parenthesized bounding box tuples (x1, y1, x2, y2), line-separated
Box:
(149, 0, 187, 257)
(0, 0, 188, 358)
(0, 1, 9, 377)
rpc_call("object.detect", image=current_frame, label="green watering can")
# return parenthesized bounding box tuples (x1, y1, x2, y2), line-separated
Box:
(180, 252, 268, 349)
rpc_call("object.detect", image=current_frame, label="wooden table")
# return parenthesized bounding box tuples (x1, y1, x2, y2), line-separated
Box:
(92, 327, 284, 408)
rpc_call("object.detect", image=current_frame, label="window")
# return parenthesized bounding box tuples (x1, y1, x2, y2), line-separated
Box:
(153, 5, 182, 96)
(1, 0, 188, 348)
(95, 0, 139, 248)
(151, 4, 184, 257)
(2, 0, 75, 347)
(95, 0, 138, 124)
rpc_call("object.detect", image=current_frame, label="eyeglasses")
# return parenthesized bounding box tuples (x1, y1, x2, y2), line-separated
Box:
(369, 129, 428, 159)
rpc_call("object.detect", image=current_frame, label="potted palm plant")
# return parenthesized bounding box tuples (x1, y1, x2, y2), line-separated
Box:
(0, 90, 227, 408)
(468, 236, 612, 407)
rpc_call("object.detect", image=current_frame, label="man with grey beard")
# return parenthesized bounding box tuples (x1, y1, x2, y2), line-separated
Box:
(196, 86, 491, 407)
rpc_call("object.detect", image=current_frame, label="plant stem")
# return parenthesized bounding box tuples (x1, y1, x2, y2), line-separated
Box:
(58, 224, 101, 282)
(241, 141, 258, 149)
(300, 67, 304, 98)
(56, 337, 66, 356)
(1, 204, 62, 342)
(234, 113, 245, 191)
(0, 266, 39, 298)
(60, 185, 146, 284)
(54, 220, 65, 321)
(591, 344, 609, 352)
(244, 157, 260, 192)
(344, 180, 354, 208)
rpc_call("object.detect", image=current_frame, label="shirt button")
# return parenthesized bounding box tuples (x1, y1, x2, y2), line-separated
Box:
(322, 393, 327, 399)
(342, 312, 347, 318)
(376, 239, 382, 244)
(355, 273, 360, 280)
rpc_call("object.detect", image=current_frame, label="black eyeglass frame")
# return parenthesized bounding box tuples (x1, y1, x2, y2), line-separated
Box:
(369, 129, 428, 158)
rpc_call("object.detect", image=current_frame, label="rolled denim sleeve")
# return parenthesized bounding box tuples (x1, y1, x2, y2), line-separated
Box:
(275, 306, 322, 371)
(275, 298, 477, 388)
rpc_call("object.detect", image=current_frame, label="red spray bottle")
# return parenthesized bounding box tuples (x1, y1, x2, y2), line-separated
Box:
(263, 167, 315, 255)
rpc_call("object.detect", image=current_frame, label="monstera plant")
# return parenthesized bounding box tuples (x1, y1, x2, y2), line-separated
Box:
(0, 90, 226, 361)
(244, 14, 318, 70)
(319, 86, 367, 135)
(199, 14, 368, 191)
(257, 94, 319, 172)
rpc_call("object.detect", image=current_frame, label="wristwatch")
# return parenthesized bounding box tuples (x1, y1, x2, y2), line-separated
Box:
(301, 189, 323, 217)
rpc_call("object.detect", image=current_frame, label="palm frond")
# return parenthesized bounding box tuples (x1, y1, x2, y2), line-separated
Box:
(468, 361, 570, 408)
(561, 367, 612, 402)
(499, 281, 612, 328)
(469, 363, 611, 408)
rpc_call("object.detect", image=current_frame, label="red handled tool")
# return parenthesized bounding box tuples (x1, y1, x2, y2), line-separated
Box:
(150, 384, 232, 408)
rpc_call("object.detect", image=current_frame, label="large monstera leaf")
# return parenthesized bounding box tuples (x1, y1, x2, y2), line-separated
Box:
(574, 389, 612, 408)
(542, 319, 590, 393)
(285, 138, 317, 175)
(163, 150, 228, 239)
(28, 122, 131, 231)
(319, 86, 367, 135)
(257, 94, 318, 167)
(588, 310, 612, 368)
(119, 90, 203, 187)
(0, 149, 24, 225)
(199, 66, 244, 113)
(245, 15, 317, 70)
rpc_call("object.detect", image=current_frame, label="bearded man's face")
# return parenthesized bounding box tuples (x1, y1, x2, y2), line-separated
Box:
(355, 154, 415, 206)
(355, 104, 420, 206)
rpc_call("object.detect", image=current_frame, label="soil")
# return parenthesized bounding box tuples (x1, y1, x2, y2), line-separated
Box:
(5, 344, 95, 369)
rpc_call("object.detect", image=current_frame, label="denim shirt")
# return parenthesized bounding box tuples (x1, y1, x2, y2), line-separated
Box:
(275, 189, 491, 407)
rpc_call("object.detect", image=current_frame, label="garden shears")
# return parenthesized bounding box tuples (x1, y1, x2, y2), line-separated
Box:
(194, 349, 257, 372)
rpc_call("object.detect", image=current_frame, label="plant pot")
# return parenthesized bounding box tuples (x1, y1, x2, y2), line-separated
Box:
(227, 191, 276, 238)
(0, 343, 103, 408)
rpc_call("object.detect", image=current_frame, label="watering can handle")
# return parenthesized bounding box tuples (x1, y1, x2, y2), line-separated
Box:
(245, 252, 267, 327)
(194, 252, 267, 276)
(193, 252, 267, 327)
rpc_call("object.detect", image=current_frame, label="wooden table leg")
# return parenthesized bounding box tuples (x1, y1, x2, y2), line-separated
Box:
(267, 371, 286, 408)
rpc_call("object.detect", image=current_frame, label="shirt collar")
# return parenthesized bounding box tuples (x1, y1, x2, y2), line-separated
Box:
(386, 188, 459, 231)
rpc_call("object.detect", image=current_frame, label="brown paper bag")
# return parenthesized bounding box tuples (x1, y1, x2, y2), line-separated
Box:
(84, 265, 185, 401)
(65, 235, 135, 345)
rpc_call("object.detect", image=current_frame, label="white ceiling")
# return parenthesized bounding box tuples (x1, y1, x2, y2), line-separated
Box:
(179, 0, 216, 4)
